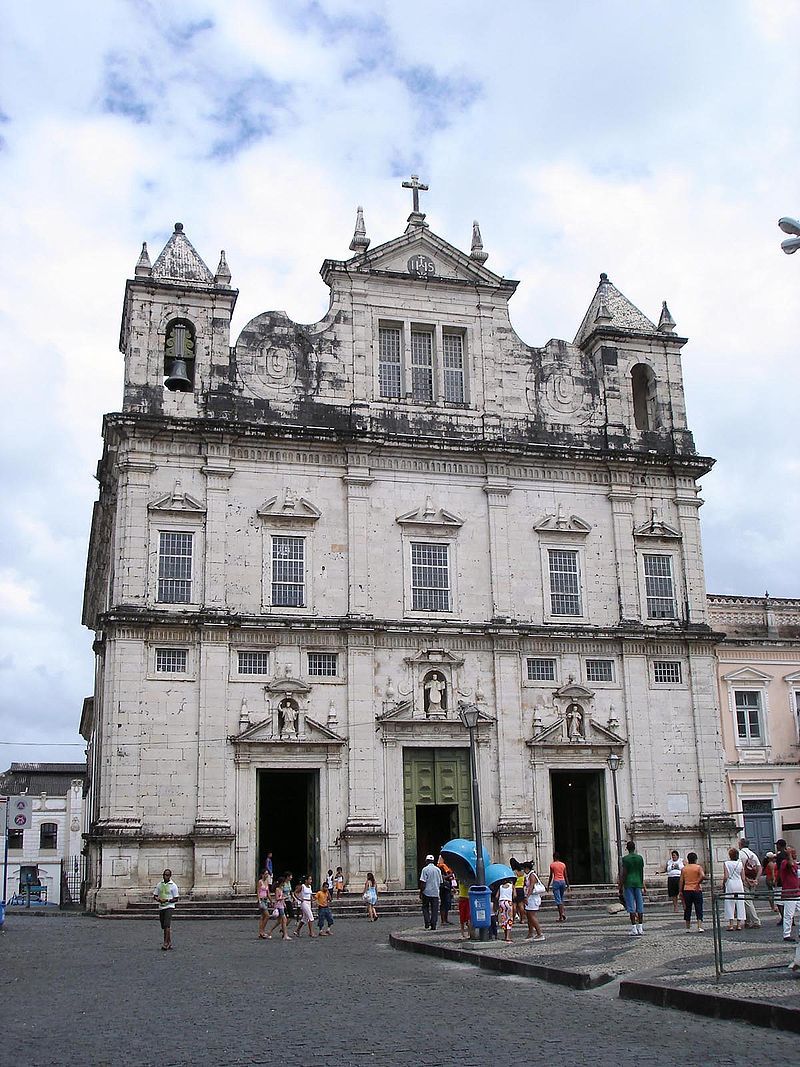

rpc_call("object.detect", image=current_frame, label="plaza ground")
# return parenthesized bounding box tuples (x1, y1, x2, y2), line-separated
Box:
(1, 909, 798, 1066)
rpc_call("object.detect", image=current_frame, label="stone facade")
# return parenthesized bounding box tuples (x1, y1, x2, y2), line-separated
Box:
(708, 594, 800, 856)
(81, 193, 728, 910)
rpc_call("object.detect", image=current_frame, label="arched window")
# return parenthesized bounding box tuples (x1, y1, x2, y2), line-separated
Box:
(40, 822, 58, 850)
(631, 363, 658, 431)
(163, 319, 196, 391)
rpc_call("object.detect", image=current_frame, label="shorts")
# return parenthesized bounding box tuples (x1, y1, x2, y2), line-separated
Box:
(525, 895, 541, 912)
(258, 898, 271, 913)
(158, 908, 174, 929)
(624, 887, 644, 914)
(551, 880, 566, 905)
(667, 878, 680, 899)
(458, 898, 470, 923)
(514, 887, 525, 903)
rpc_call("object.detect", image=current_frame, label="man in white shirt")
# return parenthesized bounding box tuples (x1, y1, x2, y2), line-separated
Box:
(152, 868, 180, 950)
(738, 837, 762, 929)
(419, 854, 443, 931)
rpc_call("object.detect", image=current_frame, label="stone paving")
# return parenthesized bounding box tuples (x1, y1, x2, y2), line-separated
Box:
(1, 910, 798, 1066)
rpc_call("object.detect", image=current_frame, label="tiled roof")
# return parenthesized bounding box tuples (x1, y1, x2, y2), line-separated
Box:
(574, 273, 657, 346)
(0, 763, 86, 797)
(151, 223, 214, 287)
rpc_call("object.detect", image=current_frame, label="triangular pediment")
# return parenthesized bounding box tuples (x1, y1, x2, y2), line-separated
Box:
(528, 716, 625, 747)
(148, 487, 206, 514)
(534, 507, 591, 537)
(396, 497, 464, 528)
(634, 511, 681, 539)
(377, 699, 494, 727)
(230, 716, 344, 745)
(783, 669, 800, 684)
(257, 489, 320, 523)
(721, 666, 773, 684)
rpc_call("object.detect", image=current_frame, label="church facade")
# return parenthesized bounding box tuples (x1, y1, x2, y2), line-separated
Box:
(81, 184, 727, 909)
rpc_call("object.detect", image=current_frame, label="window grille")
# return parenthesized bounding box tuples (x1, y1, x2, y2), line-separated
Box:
(735, 690, 762, 741)
(653, 660, 682, 684)
(155, 648, 188, 673)
(158, 531, 193, 604)
(378, 327, 402, 398)
(410, 331, 434, 402)
(586, 659, 614, 682)
(548, 549, 581, 615)
(40, 822, 58, 849)
(443, 333, 465, 403)
(411, 542, 450, 611)
(643, 554, 677, 619)
(307, 652, 338, 677)
(238, 651, 271, 675)
(526, 658, 556, 682)
(272, 536, 305, 607)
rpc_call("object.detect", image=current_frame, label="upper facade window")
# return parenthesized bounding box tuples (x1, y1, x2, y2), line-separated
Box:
(631, 363, 657, 431)
(548, 549, 582, 616)
(735, 690, 763, 745)
(410, 329, 434, 402)
(411, 541, 451, 612)
(377, 321, 468, 405)
(643, 553, 677, 620)
(271, 535, 305, 608)
(238, 651, 271, 675)
(526, 657, 556, 682)
(586, 658, 614, 683)
(158, 531, 193, 604)
(155, 648, 188, 673)
(307, 651, 338, 677)
(40, 822, 58, 850)
(442, 332, 465, 403)
(378, 326, 402, 398)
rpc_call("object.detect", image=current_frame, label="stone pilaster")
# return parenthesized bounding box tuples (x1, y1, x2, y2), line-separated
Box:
(484, 473, 513, 620)
(493, 650, 534, 838)
(676, 489, 707, 625)
(343, 460, 373, 618)
(607, 473, 639, 622)
(202, 444, 234, 609)
(115, 454, 156, 604)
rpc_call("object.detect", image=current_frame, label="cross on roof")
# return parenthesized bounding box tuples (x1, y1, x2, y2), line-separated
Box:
(402, 174, 429, 214)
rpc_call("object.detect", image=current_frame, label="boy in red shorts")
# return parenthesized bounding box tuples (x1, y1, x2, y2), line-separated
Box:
(457, 882, 471, 939)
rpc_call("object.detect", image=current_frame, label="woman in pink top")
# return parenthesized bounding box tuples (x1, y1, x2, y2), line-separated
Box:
(546, 853, 570, 922)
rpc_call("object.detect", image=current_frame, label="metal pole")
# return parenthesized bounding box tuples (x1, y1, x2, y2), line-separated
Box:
(468, 725, 488, 941)
(705, 816, 723, 980)
(610, 766, 622, 873)
(1, 798, 8, 908)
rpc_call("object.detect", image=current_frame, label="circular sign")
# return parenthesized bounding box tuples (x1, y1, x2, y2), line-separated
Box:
(407, 254, 436, 279)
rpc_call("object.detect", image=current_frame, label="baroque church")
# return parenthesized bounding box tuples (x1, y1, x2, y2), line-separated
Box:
(81, 180, 727, 909)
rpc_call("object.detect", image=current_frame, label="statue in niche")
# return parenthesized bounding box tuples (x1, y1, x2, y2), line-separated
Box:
(279, 699, 299, 737)
(566, 702, 585, 741)
(423, 671, 448, 717)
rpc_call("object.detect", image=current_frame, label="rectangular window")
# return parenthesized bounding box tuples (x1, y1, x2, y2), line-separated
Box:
(238, 651, 271, 675)
(411, 542, 450, 611)
(8, 829, 23, 850)
(378, 326, 402, 399)
(586, 659, 614, 683)
(653, 660, 682, 684)
(39, 823, 58, 850)
(442, 332, 465, 403)
(643, 554, 677, 619)
(158, 531, 193, 604)
(155, 648, 188, 673)
(410, 330, 434, 402)
(735, 690, 763, 742)
(271, 535, 305, 607)
(548, 549, 581, 616)
(307, 651, 338, 677)
(526, 657, 556, 682)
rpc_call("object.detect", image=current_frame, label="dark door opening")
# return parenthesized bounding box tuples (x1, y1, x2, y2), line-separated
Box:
(550, 770, 609, 884)
(742, 799, 775, 859)
(415, 805, 458, 876)
(257, 770, 319, 889)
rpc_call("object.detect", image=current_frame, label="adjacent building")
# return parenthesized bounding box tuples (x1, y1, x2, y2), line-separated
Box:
(81, 186, 728, 910)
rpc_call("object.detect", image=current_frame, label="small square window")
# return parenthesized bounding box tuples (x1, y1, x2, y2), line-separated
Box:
(526, 658, 556, 682)
(653, 661, 682, 684)
(307, 652, 338, 677)
(238, 651, 271, 675)
(586, 659, 614, 683)
(155, 648, 188, 673)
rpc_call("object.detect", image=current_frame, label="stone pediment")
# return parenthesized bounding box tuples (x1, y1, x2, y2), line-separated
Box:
(230, 716, 344, 745)
(264, 676, 312, 696)
(528, 716, 625, 748)
(148, 486, 206, 514)
(396, 497, 464, 528)
(533, 506, 591, 537)
(403, 648, 465, 669)
(257, 489, 320, 523)
(634, 510, 681, 540)
(377, 699, 494, 726)
(721, 666, 772, 684)
(555, 679, 595, 701)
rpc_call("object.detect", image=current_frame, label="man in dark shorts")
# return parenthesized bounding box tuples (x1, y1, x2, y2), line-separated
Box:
(153, 868, 179, 950)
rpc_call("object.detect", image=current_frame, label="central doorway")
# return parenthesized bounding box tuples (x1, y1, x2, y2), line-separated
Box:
(257, 770, 319, 888)
(403, 748, 472, 888)
(550, 770, 609, 884)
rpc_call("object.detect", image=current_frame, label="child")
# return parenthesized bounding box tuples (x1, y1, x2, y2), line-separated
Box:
(498, 877, 515, 942)
(490, 884, 499, 940)
(523, 862, 546, 941)
(334, 866, 345, 898)
(324, 869, 335, 896)
(316, 884, 334, 935)
(265, 877, 292, 940)
(296, 875, 316, 938)
(457, 882, 471, 940)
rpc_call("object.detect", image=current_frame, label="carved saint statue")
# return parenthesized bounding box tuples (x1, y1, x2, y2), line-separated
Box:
(423, 671, 447, 717)
(279, 699, 299, 736)
(566, 702, 585, 741)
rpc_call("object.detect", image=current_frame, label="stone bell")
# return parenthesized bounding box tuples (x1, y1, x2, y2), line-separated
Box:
(164, 357, 192, 391)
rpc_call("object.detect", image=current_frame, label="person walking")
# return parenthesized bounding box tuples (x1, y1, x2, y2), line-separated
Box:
(363, 872, 378, 921)
(296, 875, 316, 938)
(512, 861, 527, 925)
(546, 852, 569, 922)
(779, 846, 799, 942)
(281, 871, 295, 925)
(774, 838, 789, 927)
(264, 875, 292, 940)
(257, 868, 272, 939)
(523, 863, 546, 941)
(737, 837, 762, 928)
(722, 847, 745, 931)
(316, 883, 334, 936)
(152, 868, 179, 951)
(665, 850, 684, 913)
(678, 851, 705, 932)
(438, 856, 454, 925)
(763, 852, 778, 912)
(419, 854, 443, 930)
(619, 841, 646, 936)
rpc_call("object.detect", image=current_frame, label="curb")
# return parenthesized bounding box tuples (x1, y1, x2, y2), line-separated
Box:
(389, 931, 613, 990)
(619, 979, 800, 1034)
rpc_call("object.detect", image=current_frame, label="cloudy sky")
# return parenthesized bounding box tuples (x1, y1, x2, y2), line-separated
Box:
(1, 0, 798, 764)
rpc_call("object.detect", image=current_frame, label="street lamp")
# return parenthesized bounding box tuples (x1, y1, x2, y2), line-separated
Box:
(607, 752, 624, 877)
(458, 700, 487, 940)
(778, 216, 800, 254)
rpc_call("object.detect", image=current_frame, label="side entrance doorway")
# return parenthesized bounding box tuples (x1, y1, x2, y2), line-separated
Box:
(742, 799, 775, 858)
(403, 748, 472, 888)
(257, 770, 319, 888)
(550, 770, 610, 884)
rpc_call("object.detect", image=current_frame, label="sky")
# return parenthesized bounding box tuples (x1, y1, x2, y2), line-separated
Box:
(1, 0, 799, 765)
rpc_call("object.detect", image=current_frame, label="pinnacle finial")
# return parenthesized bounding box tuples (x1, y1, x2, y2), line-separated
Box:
(657, 300, 676, 333)
(174, 222, 184, 233)
(595, 297, 612, 324)
(135, 241, 152, 277)
(470, 220, 488, 265)
(349, 205, 370, 253)
(214, 249, 232, 287)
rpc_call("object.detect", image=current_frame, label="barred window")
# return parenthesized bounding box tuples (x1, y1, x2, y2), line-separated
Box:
(643, 554, 677, 619)
(378, 326, 402, 398)
(272, 536, 305, 607)
(410, 330, 434, 402)
(735, 690, 762, 742)
(548, 549, 581, 616)
(585, 659, 614, 683)
(526, 657, 556, 682)
(40, 822, 58, 850)
(411, 542, 450, 611)
(155, 648, 188, 673)
(308, 652, 338, 677)
(443, 333, 465, 403)
(238, 651, 271, 675)
(158, 531, 193, 604)
(653, 660, 682, 684)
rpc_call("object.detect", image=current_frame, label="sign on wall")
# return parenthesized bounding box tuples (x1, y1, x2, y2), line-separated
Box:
(6, 796, 32, 830)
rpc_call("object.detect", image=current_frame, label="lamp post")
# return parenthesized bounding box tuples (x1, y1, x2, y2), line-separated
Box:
(778, 216, 800, 254)
(458, 700, 487, 889)
(607, 752, 623, 877)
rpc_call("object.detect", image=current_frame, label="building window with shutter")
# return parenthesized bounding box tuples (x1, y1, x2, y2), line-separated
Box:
(378, 326, 402, 398)
(735, 690, 764, 745)
(410, 330, 434, 402)
(442, 332, 465, 403)
(271, 535, 305, 607)
(643, 554, 677, 619)
(548, 549, 582, 616)
(158, 531, 193, 604)
(411, 542, 450, 611)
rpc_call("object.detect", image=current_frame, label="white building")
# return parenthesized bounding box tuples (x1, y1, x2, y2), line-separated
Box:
(81, 186, 728, 910)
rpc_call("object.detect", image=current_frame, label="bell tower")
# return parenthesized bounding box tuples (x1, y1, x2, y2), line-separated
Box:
(118, 223, 238, 417)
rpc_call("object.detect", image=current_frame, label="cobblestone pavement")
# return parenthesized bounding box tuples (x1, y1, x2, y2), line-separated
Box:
(1, 913, 797, 1067)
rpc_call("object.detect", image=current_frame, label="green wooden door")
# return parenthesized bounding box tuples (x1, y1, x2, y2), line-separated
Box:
(403, 749, 472, 888)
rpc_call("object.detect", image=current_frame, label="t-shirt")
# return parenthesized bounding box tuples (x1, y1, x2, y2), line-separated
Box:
(549, 860, 567, 882)
(315, 889, 329, 908)
(420, 863, 443, 897)
(666, 858, 684, 878)
(154, 880, 179, 910)
(498, 883, 513, 903)
(621, 853, 644, 889)
(779, 858, 799, 898)
(458, 883, 469, 900)
(680, 863, 704, 892)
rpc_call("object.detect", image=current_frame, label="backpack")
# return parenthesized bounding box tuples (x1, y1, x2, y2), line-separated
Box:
(742, 852, 759, 880)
